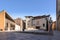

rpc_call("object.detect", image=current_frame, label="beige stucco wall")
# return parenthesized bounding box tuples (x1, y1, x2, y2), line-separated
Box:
(0, 11, 5, 31)
(0, 10, 15, 31)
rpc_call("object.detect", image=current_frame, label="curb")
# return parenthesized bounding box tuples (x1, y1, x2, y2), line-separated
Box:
(16, 31, 53, 36)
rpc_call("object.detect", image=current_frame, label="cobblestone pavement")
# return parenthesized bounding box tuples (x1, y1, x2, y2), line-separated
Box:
(0, 31, 60, 40)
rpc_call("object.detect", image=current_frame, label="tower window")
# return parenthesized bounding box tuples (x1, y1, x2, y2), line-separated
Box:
(43, 24, 45, 27)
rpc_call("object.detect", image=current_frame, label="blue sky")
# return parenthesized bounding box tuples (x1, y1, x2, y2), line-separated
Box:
(0, 0, 56, 21)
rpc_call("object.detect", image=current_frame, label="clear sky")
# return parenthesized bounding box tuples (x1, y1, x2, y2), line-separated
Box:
(0, 0, 56, 21)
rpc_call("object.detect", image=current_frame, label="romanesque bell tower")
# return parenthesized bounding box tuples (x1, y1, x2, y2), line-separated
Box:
(56, 0, 60, 31)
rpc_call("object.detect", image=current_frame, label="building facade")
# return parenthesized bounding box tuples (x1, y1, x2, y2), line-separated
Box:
(0, 10, 15, 31)
(25, 15, 50, 31)
(56, 0, 60, 31)
(14, 18, 25, 31)
(15, 24, 20, 31)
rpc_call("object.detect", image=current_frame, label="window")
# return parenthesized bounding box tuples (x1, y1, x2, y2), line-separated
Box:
(28, 23, 29, 25)
(43, 24, 45, 27)
(28, 20, 30, 22)
(28, 23, 30, 27)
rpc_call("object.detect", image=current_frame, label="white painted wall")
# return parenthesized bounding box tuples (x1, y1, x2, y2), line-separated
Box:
(15, 24, 20, 31)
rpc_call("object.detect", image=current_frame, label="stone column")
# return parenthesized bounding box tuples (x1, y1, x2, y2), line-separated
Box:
(8, 23, 10, 31)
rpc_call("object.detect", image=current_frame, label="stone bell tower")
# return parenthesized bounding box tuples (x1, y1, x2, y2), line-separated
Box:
(56, 0, 60, 31)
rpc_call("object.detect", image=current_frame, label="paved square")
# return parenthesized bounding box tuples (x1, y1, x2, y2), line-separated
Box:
(0, 31, 60, 40)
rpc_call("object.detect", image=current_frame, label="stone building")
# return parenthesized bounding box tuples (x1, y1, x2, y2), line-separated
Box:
(14, 18, 25, 31)
(56, 0, 60, 31)
(25, 15, 50, 31)
(0, 10, 15, 31)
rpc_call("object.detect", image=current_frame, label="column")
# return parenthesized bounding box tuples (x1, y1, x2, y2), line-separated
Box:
(8, 23, 10, 31)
